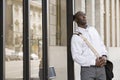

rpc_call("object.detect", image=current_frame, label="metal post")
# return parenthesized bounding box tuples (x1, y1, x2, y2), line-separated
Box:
(0, 0, 5, 80)
(23, 0, 30, 80)
(42, 0, 48, 80)
(66, 0, 74, 80)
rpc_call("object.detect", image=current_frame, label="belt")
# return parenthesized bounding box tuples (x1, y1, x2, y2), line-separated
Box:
(81, 65, 99, 68)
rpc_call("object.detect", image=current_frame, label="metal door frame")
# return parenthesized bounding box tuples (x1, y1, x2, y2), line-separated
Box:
(23, 0, 48, 80)
(66, 0, 75, 80)
(0, 0, 48, 80)
(0, 0, 74, 80)
(0, 0, 5, 79)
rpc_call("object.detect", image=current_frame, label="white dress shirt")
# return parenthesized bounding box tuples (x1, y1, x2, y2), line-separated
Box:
(71, 25, 107, 66)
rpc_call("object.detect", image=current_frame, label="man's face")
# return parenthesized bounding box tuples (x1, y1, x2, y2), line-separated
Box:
(76, 12, 87, 25)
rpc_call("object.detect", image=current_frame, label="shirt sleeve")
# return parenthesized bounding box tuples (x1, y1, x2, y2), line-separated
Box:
(71, 35, 96, 66)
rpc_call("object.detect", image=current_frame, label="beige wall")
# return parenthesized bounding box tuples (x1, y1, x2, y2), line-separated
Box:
(108, 47, 120, 80)
(48, 46, 67, 80)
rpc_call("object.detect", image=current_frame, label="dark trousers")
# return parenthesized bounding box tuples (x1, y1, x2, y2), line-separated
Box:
(81, 66, 106, 80)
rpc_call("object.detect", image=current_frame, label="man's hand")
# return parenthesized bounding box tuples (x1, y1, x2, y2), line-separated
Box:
(95, 58, 100, 67)
(95, 56, 107, 67)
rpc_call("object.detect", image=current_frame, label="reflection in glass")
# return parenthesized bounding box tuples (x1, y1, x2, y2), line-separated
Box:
(48, 0, 67, 80)
(30, 0, 43, 79)
(5, 0, 23, 80)
(5, 0, 43, 80)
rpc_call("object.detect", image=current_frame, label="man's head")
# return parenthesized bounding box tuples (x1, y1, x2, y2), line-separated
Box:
(73, 11, 87, 26)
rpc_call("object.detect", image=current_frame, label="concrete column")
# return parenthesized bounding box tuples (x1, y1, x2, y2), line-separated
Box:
(73, 0, 85, 32)
(95, 0, 104, 40)
(74, 1, 86, 80)
(74, 0, 85, 13)
(86, 0, 95, 27)
(105, 0, 110, 47)
(116, 0, 120, 47)
(111, 0, 115, 47)
(61, 0, 67, 46)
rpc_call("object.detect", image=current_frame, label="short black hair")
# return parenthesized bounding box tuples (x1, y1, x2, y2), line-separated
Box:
(73, 11, 85, 21)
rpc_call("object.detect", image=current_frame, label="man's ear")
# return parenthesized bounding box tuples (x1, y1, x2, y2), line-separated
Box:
(74, 18, 78, 23)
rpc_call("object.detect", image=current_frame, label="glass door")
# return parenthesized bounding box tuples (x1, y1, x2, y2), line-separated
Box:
(5, 0, 43, 80)
(1, 0, 46, 80)
(47, 0, 68, 80)
(5, 0, 23, 80)
(29, 0, 43, 79)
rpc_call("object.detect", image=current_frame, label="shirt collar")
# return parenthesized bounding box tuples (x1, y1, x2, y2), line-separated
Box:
(76, 25, 90, 34)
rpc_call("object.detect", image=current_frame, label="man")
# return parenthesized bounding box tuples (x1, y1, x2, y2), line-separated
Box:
(71, 11, 107, 80)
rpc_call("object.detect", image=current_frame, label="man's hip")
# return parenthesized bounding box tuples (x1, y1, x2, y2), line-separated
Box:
(81, 66, 106, 80)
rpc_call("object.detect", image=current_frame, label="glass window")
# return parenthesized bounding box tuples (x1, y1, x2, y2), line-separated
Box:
(30, 0, 43, 79)
(48, 0, 67, 80)
(5, 0, 23, 80)
(5, 0, 43, 80)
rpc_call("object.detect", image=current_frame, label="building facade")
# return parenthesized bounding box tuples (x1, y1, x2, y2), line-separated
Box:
(74, 0, 120, 80)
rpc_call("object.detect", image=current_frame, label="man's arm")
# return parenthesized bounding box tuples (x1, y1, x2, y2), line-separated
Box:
(71, 35, 96, 66)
